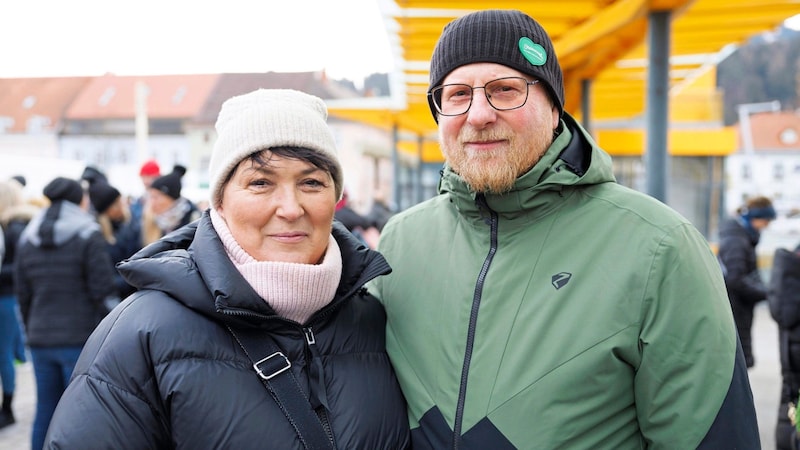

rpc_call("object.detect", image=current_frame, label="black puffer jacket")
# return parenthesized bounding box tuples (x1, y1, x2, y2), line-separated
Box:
(769, 245, 800, 449)
(45, 212, 410, 449)
(718, 216, 767, 304)
(14, 201, 116, 346)
(1, 204, 38, 297)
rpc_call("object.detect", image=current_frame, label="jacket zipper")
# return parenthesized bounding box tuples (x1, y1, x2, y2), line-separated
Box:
(304, 327, 336, 448)
(452, 195, 499, 449)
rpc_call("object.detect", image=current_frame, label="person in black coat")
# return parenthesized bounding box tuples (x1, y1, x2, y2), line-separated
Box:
(14, 177, 117, 450)
(770, 242, 800, 449)
(0, 179, 39, 429)
(717, 195, 776, 368)
(44, 89, 410, 449)
(87, 177, 142, 299)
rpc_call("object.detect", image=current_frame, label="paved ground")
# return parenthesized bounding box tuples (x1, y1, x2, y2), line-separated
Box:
(0, 304, 784, 449)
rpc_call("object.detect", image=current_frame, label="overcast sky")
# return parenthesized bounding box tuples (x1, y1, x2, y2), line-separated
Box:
(1, 0, 396, 82)
(3, 1, 797, 82)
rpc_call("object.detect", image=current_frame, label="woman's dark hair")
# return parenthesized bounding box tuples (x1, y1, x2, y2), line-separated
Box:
(221, 147, 342, 199)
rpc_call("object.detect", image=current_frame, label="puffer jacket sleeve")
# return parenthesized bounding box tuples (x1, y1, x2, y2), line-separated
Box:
(719, 233, 767, 304)
(637, 224, 760, 448)
(83, 230, 119, 307)
(45, 296, 171, 449)
(13, 242, 32, 324)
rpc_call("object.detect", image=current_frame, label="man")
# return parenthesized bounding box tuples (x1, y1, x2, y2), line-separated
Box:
(371, 9, 760, 448)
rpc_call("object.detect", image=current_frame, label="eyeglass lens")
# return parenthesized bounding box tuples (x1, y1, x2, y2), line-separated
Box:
(433, 77, 534, 116)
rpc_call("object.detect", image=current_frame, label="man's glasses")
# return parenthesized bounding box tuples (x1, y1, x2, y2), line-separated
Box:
(429, 77, 540, 116)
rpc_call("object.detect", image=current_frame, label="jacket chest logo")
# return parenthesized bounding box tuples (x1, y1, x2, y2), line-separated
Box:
(551, 272, 572, 290)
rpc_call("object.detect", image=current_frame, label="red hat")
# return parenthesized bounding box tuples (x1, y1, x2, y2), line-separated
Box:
(139, 159, 161, 177)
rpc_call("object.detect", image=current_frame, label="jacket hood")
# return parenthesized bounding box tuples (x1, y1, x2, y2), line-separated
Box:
(20, 201, 99, 248)
(439, 112, 616, 220)
(117, 210, 390, 328)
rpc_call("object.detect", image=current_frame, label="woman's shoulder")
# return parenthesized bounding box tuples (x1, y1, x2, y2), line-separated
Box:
(89, 289, 228, 365)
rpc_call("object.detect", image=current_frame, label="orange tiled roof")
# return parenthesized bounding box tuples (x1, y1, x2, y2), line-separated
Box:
(0, 77, 92, 133)
(748, 111, 800, 150)
(65, 74, 221, 120)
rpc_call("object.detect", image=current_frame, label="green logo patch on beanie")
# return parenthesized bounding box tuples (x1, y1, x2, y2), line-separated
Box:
(519, 37, 547, 66)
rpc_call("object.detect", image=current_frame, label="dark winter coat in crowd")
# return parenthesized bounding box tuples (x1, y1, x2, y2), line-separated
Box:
(14, 201, 117, 347)
(769, 244, 800, 450)
(717, 216, 768, 367)
(106, 216, 142, 299)
(44, 213, 410, 449)
(334, 205, 371, 232)
(718, 217, 768, 302)
(0, 204, 38, 298)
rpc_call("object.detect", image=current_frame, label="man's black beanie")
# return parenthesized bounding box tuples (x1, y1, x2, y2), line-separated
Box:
(427, 9, 564, 122)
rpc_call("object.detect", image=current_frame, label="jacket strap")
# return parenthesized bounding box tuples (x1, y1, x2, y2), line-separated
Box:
(227, 325, 334, 450)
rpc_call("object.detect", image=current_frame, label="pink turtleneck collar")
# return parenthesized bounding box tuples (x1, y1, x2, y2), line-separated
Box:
(210, 208, 342, 324)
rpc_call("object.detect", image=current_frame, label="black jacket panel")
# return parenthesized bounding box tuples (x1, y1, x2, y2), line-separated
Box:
(718, 217, 767, 304)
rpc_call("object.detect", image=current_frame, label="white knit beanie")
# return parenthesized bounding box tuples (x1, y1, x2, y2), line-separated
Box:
(208, 89, 342, 208)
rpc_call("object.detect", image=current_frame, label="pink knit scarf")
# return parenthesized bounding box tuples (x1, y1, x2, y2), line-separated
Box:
(210, 208, 342, 323)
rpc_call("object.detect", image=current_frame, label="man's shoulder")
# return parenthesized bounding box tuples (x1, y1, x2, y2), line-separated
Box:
(585, 182, 690, 228)
(383, 195, 453, 231)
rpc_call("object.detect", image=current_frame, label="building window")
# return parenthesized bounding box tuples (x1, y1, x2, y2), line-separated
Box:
(780, 128, 799, 145)
(774, 162, 784, 180)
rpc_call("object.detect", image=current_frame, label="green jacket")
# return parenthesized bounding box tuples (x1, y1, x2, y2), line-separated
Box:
(373, 114, 759, 449)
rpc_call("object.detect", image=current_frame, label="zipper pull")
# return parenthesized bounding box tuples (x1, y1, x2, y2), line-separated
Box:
(304, 327, 316, 345)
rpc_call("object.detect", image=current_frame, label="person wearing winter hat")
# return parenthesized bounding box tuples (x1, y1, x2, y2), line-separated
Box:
(129, 159, 162, 226)
(14, 176, 116, 450)
(371, 9, 759, 449)
(718, 195, 776, 370)
(87, 180, 142, 299)
(141, 165, 200, 245)
(139, 159, 161, 184)
(44, 88, 410, 449)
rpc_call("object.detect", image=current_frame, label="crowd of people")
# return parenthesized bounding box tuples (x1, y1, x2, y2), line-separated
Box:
(0, 158, 214, 449)
(0, 7, 799, 449)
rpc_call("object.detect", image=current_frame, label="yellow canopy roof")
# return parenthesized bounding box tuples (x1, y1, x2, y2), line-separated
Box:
(329, 0, 800, 139)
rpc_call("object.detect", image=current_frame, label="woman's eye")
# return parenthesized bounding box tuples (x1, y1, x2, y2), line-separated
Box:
(249, 179, 271, 187)
(302, 179, 325, 188)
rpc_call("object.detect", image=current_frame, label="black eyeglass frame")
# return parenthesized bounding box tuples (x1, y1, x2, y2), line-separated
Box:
(428, 77, 541, 116)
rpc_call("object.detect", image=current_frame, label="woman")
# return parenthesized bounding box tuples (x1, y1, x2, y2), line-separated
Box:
(0, 178, 38, 429)
(14, 177, 117, 450)
(44, 89, 410, 449)
(141, 164, 201, 245)
(718, 195, 776, 368)
(87, 178, 142, 299)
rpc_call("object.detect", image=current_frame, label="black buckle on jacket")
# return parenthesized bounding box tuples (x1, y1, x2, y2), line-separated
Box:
(253, 352, 291, 380)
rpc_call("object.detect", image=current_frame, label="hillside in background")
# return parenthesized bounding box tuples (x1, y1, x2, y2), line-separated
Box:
(718, 26, 800, 125)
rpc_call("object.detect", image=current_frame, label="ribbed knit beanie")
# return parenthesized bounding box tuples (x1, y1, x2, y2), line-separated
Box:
(81, 166, 108, 185)
(151, 165, 186, 200)
(427, 9, 564, 122)
(43, 177, 84, 205)
(208, 89, 342, 208)
(89, 181, 121, 214)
